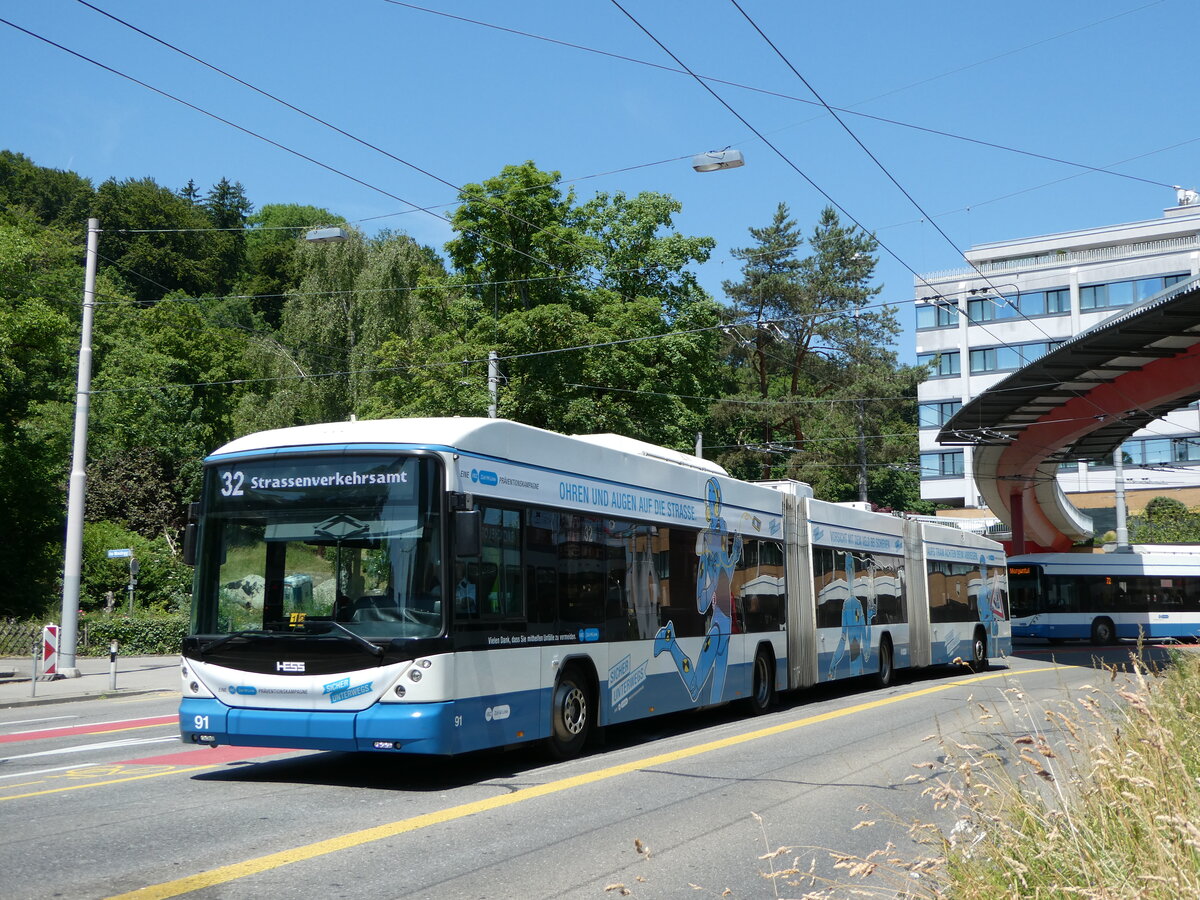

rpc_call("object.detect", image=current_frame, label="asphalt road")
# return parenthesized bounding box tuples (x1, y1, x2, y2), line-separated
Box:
(0, 641, 1176, 899)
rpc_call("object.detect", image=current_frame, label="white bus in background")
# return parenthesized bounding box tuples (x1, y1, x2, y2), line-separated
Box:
(179, 418, 1009, 758)
(1008, 551, 1200, 644)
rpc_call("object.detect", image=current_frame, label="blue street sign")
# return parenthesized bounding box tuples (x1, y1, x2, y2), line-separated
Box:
(106, 549, 133, 559)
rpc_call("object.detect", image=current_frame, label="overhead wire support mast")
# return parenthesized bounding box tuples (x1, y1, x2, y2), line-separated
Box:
(59, 217, 100, 679)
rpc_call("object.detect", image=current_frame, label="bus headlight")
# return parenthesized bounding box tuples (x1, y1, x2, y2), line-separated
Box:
(394, 684, 406, 698)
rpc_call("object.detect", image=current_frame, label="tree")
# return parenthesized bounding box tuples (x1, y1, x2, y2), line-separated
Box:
(267, 227, 448, 428)
(0, 222, 89, 616)
(93, 177, 218, 304)
(1130, 495, 1200, 543)
(204, 178, 253, 295)
(236, 203, 342, 327)
(88, 294, 255, 540)
(713, 204, 923, 508)
(179, 179, 202, 206)
(446, 161, 590, 314)
(0, 150, 94, 230)
(373, 162, 723, 449)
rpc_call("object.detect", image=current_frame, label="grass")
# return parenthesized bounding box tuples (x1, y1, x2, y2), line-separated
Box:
(747, 650, 1200, 899)
(739, 652, 1200, 897)
(929, 649, 1200, 899)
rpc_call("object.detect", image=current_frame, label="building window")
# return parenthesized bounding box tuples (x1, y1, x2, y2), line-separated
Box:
(1174, 437, 1200, 463)
(917, 351, 960, 377)
(1081, 275, 1188, 311)
(966, 297, 998, 323)
(919, 400, 962, 429)
(1087, 434, 1200, 469)
(1045, 288, 1070, 314)
(916, 302, 958, 330)
(969, 341, 1059, 374)
(1015, 288, 1070, 316)
(1136, 439, 1172, 465)
(1018, 292, 1045, 316)
(920, 451, 964, 479)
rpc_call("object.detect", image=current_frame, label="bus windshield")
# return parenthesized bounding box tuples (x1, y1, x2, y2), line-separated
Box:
(1007, 565, 1041, 619)
(193, 455, 443, 640)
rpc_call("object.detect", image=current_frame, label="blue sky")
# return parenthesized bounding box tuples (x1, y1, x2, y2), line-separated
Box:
(3, 1, 1195, 361)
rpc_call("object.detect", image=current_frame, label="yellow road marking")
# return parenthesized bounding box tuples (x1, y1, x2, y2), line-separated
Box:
(0, 765, 217, 802)
(0, 780, 47, 791)
(89, 723, 175, 736)
(109, 665, 1058, 900)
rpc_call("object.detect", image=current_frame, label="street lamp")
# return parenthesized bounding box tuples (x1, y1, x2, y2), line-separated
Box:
(692, 148, 744, 172)
(304, 225, 349, 243)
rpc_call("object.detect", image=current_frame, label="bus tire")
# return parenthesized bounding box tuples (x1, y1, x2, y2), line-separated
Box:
(876, 636, 894, 689)
(1091, 617, 1116, 646)
(969, 628, 988, 672)
(547, 667, 591, 760)
(748, 647, 775, 715)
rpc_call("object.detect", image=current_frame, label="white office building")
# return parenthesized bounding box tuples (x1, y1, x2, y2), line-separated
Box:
(915, 196, 1200, 516)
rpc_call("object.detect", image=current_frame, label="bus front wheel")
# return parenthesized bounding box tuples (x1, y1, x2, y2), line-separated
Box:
(547, 668, 591, 760)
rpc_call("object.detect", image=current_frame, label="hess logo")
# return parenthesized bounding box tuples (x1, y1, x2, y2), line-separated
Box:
(276, 661, 305, 673)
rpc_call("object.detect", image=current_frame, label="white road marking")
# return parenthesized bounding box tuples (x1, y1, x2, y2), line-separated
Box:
(0, 715, 79, 729)
(0, 736, 178, 762)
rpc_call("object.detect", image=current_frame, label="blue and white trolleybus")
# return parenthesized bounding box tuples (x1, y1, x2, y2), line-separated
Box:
(179, 418, 1009, 757)
(1008, 551, 1200, 644)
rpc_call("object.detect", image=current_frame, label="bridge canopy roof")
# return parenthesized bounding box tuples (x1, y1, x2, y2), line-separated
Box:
(937, 276, 1200, 552)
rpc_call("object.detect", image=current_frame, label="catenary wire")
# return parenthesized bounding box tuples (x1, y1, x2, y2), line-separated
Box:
(0, 15, 616, 300)
(383, 0, 1175, 192)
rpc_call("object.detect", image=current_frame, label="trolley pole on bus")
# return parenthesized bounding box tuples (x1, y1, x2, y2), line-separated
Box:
(58, 218, 100, 679)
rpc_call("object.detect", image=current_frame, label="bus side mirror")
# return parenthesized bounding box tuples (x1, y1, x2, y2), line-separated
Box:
(182, 502, 200, 567)
(455, 509, 481, 558)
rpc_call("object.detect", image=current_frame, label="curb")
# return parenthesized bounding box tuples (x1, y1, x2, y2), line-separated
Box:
(0, 688, 177, 710)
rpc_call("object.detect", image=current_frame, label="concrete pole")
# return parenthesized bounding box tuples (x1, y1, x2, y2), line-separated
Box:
(1113, 446, 1132, 552)
(59, 218, 100, 678)
(856, 398, 868, 504)
(488, 350, 499, 418)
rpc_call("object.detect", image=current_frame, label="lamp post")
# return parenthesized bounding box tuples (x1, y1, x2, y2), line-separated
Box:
(58, 218, 100, 678)
(691, 148, 745, 172)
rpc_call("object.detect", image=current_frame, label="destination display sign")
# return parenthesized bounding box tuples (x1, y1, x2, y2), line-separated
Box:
(207, 455, 421, 511)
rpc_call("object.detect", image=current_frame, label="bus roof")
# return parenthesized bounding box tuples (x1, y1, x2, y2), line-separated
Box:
(209, 418, 726, 474)
(1008, 551, 1200, 575)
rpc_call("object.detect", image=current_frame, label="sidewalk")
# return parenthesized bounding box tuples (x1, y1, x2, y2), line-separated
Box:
(0, 654, 179, 709)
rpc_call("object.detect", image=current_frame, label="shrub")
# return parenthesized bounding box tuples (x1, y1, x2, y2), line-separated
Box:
(78, 611, 189, 656)
(82, 520, 192, 614)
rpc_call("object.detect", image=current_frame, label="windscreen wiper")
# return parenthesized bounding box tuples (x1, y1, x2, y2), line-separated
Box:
(198, 623, 383, 660)
(198, 629, 273, 656)
(311, 620, 385, 659)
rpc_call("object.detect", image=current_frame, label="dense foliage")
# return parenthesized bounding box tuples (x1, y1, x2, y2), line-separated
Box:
(0, 150, 927, 619)
(1129, 495, 1200, 543)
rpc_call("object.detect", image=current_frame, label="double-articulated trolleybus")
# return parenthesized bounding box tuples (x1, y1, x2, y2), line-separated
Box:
(179, 418, 1009, 758)
(1008, 551, 1200, 644)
